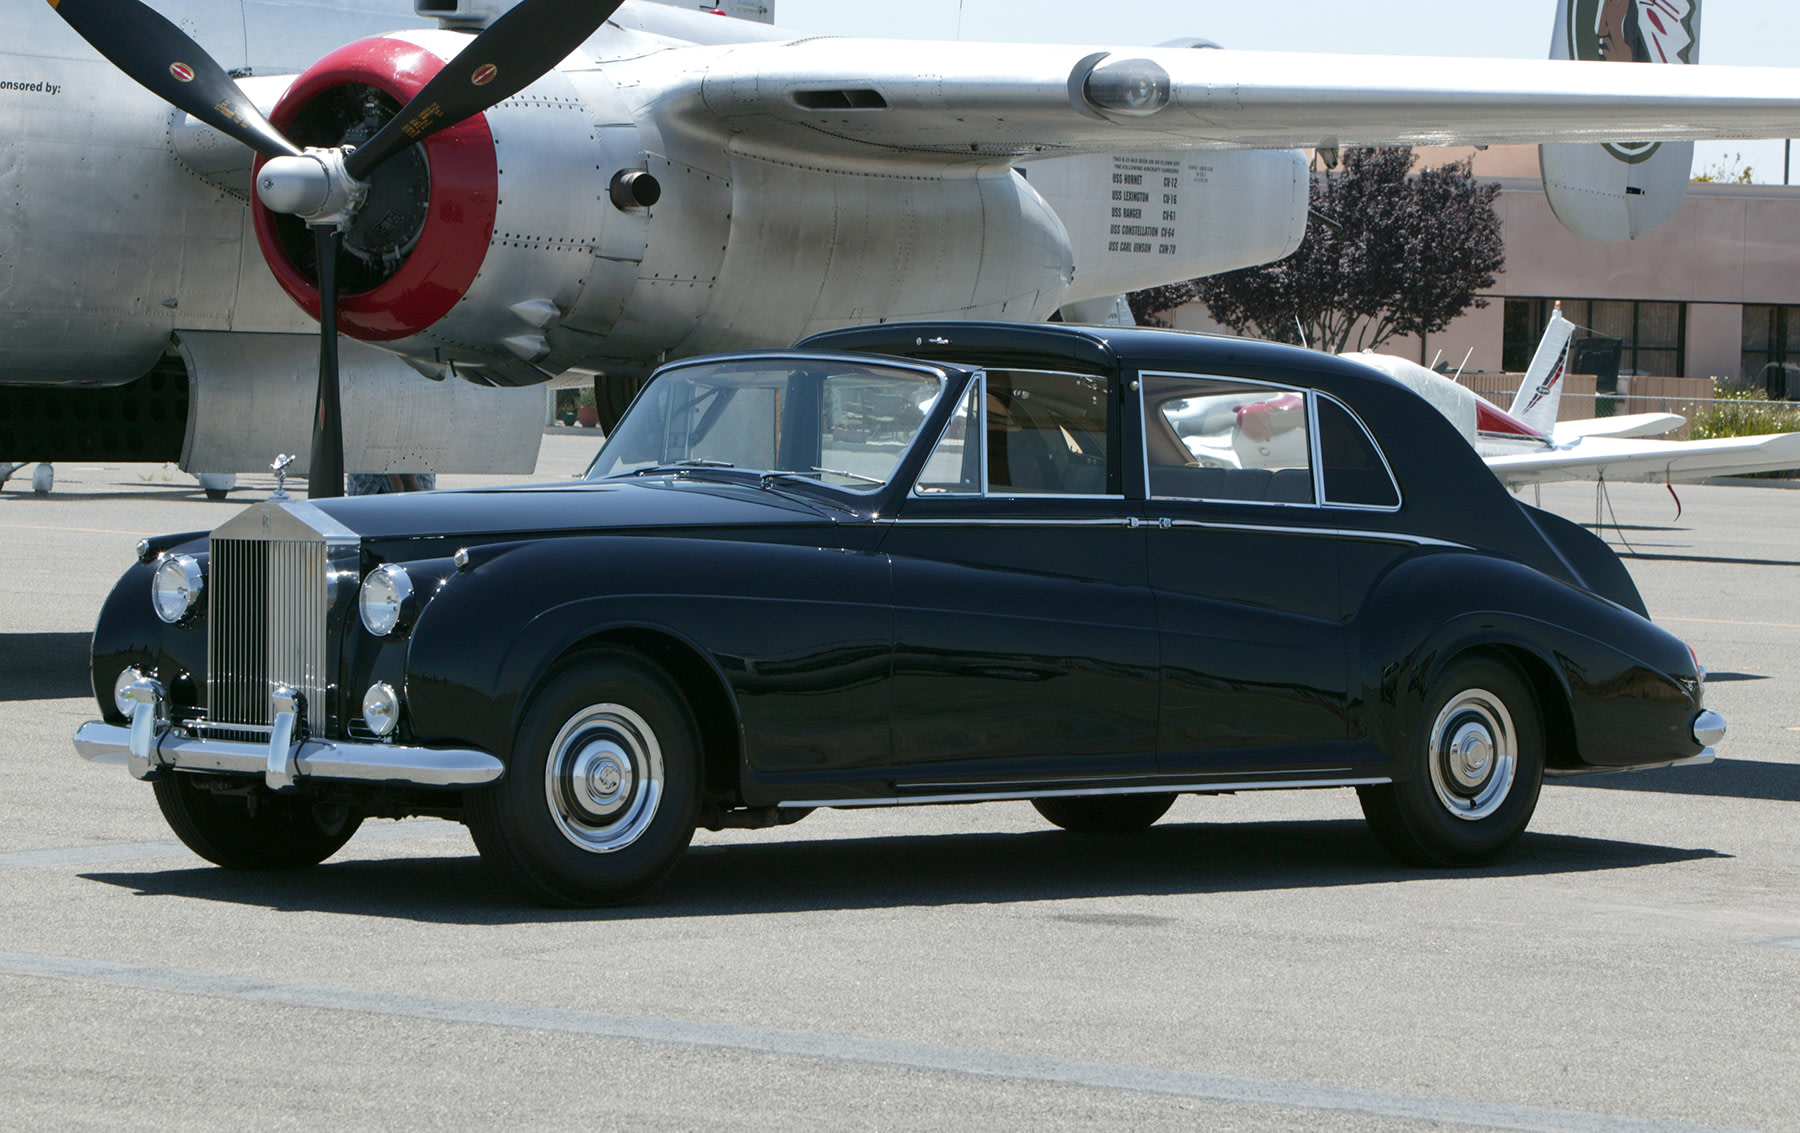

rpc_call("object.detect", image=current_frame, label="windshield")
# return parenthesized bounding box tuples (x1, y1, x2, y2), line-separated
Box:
(587, 358, 944, 491)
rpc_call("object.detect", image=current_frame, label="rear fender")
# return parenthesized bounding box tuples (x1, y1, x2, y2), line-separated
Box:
(1355, 552, 1696, 772)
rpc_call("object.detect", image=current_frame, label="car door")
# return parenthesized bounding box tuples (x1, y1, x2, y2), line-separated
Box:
(881, 368, 1160, 788)
(1139, 371, 1353, 776)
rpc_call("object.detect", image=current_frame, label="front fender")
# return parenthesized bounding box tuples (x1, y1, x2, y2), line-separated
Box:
(90, 536, 209, 723)
(401, 534, 892, 766)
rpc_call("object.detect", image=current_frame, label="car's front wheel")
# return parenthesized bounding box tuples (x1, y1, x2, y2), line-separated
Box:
(153, 775, 361, 870)
(1358, 655, 1545, 866)
(1031, 793, 1176, 833)
(466, 651, 701, 906)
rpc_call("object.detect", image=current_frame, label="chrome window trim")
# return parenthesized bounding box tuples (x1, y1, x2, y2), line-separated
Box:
(1308, 390, 1328, 505)
(981, 369, 991, 496)
(1162, 518, 1466, 549)
(778, 774, 1393, 809)
(910, 371, 985, 498)
(890, 517, 1138, 528)
(1138, 369, 1318, 508)
(887, 515, 1464, 546)
(1315, 391, 1405, 513)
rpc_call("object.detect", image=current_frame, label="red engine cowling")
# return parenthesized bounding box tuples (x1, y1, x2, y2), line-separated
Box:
(252, 34, 499, 342)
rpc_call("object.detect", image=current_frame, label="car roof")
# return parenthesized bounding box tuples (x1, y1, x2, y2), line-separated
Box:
(797, 321, 1409, 401)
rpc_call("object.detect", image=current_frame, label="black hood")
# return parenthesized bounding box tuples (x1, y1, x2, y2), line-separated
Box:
(306, 477, 842, 542)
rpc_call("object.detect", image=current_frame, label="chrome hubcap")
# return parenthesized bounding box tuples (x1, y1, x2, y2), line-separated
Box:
(544, 704, 663, 853)
(1428, 690, 1517, 822)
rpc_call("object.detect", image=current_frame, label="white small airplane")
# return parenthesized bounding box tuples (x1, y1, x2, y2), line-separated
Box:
(1346, 306, 1800, 487)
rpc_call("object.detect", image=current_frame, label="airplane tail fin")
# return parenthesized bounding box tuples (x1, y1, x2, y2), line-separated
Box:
(1540, 0, 1701, 241)
(1508, 303, 1578, 436)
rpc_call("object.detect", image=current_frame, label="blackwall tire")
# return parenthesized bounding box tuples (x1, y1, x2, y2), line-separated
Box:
(1358, 655, 1545, 867)
(466, 651, 701, 907)
(1031, 793, 1176, 834)
(153, 774, 361, 870)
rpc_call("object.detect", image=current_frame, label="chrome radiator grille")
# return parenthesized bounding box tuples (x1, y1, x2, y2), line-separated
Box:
(208, 536, 329, 736)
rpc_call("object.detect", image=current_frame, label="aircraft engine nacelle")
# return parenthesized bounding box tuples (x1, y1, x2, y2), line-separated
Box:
(252, 31, 623, 385)
(1022, 148, 1311, 307)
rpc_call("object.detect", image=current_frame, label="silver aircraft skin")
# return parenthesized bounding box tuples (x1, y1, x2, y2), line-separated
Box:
(6, 0, 1799, 481)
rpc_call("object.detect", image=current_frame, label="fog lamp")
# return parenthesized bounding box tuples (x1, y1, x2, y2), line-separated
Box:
(113, 667, 149, 716)
(362, 682, 400, 738)
(151, 554, 204, 624)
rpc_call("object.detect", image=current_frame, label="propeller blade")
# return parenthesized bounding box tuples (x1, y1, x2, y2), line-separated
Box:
(307, 226, 345, 500)
(345, 0, 622, 181)
(46, 0, 301, 159)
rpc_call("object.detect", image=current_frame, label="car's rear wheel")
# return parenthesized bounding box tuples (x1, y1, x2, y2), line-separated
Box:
(466, 651, 700, 906)
(1358, 655, 1545, 866)
(153, 775, 361, 870)
(1031, 793, 1176, 833)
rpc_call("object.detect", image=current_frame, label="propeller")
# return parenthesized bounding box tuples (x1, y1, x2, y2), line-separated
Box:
(47, 0, 622, 497)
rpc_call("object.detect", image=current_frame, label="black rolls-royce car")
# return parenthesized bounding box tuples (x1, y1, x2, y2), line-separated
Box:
(75, 323, 1725, 906)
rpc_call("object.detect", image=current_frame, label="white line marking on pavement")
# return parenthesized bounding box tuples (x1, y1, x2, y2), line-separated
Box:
(1659, 616, 1800, 631)
(0, 839, 188, 871)
(0, 952, 1753, 1133)
(0, 820, 465, 871)
(1749, 936, 1800, 949)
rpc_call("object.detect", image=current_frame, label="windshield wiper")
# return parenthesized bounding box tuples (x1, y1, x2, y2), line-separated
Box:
(759, 467, 883, 488)
(810, 465, 885, 485)
(626, 459, 736, 477)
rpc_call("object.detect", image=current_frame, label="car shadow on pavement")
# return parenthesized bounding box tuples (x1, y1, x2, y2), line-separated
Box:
(1552, 758, 1800, 803)
(0, 632, 92, 701)
(79, 818, 1728, 926)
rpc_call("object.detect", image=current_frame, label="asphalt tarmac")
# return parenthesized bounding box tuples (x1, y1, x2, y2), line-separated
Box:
(1, 442, 1796, 1131)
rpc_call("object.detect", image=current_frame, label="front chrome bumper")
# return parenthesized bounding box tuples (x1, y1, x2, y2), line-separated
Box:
(74, 687, 503, 791)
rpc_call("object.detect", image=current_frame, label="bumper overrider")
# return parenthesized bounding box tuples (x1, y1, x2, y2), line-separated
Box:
(73, 677, 502, 791)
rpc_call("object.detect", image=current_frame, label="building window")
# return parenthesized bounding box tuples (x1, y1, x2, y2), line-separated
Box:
(1502, 298, 1685, 377)
(1502, 299, 1547, 373)
(1741, 306, 1800, 389)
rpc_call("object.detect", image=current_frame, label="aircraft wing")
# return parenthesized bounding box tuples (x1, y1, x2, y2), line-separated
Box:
(1553, 413, 1688, 441)
(1485, 432, 1800, 486)
(688, 41, 1800, 159)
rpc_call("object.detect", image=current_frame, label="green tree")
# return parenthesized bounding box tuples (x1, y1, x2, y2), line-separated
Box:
(1691, 153, 1755, 184)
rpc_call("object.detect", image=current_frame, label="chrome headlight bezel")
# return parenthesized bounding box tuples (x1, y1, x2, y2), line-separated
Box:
(150, 554, 205, 624)
(358, 563, 415, 637)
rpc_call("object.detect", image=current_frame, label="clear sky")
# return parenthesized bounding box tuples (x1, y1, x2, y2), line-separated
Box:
(773, 0, 1800, 183)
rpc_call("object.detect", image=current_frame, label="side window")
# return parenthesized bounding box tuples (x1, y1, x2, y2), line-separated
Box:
(912, 381, 982, 495)
(1318, 396, 1401, 509)
(1142, 375, 1314, 504)
(985, 370, 1114, 496)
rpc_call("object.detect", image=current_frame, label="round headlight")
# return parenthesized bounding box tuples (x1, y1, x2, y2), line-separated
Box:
(362, 682, 400, 737)
(359, 563, 414, 636)
(151, 554, 204, 624)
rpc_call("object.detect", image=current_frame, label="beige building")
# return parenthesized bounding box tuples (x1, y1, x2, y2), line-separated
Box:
(1171, 146, 1800, 388)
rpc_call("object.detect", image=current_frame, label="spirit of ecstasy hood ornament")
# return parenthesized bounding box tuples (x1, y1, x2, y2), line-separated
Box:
(270, 454, 295, 501)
